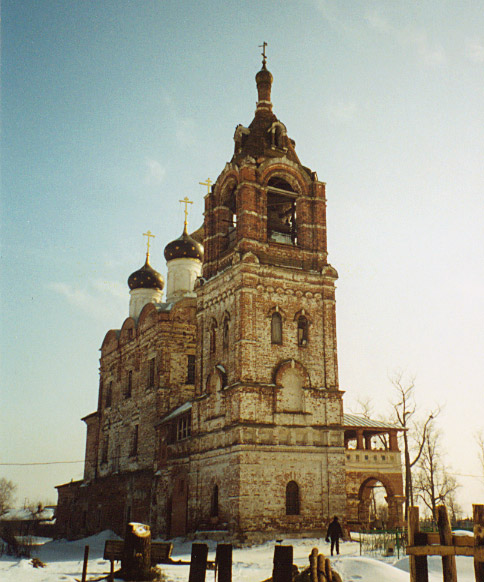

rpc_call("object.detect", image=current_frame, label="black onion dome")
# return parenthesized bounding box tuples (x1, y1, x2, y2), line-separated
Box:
(164, 228, 204, 262)
(128, 258, 164, 290)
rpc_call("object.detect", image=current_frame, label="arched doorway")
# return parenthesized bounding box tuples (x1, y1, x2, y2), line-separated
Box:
(358, 478, 392, 529)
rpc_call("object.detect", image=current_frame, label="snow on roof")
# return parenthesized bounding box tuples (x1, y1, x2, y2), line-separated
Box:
(343, 413, 402, 430)
(1, 507, 55, 521)
(157, 401, 192, 425)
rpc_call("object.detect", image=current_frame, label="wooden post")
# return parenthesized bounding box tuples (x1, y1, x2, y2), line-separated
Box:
(408, 506, 429, 582)
(324, 557, 333, 582)
(188, 543, 208, 582)
(309, 548, 319, 582)
(317, 554, 327, 582)
(215, 543, 232, 582)
(272, 545, 293, 582)
(81, 545, 89, 582)
(437, 505, 457, 582)
(121, 522, 152, 581)
(474, 504, 484, 582)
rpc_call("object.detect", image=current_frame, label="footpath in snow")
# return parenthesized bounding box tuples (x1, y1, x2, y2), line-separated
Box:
(0, 530, 476, 582)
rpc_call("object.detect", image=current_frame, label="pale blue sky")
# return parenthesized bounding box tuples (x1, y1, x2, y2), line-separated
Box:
(1, 1, 483, 512)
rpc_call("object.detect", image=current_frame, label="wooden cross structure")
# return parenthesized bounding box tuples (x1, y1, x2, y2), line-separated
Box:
(406, 504, 484, 582)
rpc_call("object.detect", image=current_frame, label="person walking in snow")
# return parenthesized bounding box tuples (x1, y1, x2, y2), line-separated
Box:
(326, 516, 344, 556)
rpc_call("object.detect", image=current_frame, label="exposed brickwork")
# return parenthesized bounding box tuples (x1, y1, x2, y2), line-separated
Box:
(56, 64, 404, 541)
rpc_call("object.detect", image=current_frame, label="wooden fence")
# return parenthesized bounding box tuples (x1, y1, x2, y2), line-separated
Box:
(406, 504, 484, 582)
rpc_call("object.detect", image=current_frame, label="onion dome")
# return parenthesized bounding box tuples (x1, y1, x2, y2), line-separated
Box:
(164, 226, 204, 262)
(128, 257, 164, 290)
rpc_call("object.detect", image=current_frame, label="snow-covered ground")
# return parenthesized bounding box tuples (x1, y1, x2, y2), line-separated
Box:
(0, 531, 476, 582)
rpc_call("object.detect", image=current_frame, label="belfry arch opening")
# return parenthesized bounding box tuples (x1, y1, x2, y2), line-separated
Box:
(267, 177, 297, 245)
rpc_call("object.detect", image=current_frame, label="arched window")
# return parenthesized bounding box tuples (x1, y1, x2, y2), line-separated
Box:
(210, 321, 217, 354)
(297, 316, 309, 346)
(210, 485, 219, 518)
(286, 481, 300, 515)
(125, 370, 133, 398)
(105, 381, 113, 408)
(271, 312, 282, 344)
(223, 317, 229, 350)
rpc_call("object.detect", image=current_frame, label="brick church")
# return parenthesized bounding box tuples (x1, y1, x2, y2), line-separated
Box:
(56, 57, 404, 541)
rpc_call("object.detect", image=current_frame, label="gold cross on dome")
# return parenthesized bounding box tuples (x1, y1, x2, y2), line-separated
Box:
(199, 177, 213, 194)
(179, 196, 193, 230)
(259, 41, 268, 66)
(143, 230, 156, 259)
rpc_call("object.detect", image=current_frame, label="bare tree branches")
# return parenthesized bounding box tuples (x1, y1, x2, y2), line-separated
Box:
(476, 430, 484, 478)
(0, 479, 16, 516)
(414, 421, 459, 521)
(390, 370, 440, 522)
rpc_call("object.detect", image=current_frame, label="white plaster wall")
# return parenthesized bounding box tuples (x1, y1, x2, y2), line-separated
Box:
(166, 258, 202, 303)
(129, 288, 163, 319)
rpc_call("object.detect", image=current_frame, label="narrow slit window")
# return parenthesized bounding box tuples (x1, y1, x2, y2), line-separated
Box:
(223, 318, 229, 350)
(271, 312, 282, 345)
(131, 425, 139, 457)
(186, 355, 196, 384)
(126, 370, 133, 398)
(149, 358, 155, 387)
(297, 316, 309, 346)
(210, 322, 217, 354)
(106, 382, 112, 408)
(211, 485, 219, 518)
(286, 481, 300, 515)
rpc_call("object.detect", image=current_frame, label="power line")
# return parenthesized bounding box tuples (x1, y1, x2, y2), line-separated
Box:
(0, 461, 84, 466)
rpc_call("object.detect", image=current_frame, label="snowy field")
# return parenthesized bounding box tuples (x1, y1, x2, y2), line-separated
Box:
(0, 530, 476, 582)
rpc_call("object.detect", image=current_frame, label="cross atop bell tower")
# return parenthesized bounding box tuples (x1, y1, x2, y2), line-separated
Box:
(259, 41, 268, 68)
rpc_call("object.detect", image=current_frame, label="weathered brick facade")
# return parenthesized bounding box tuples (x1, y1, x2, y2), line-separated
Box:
(56, 62, 404, 541)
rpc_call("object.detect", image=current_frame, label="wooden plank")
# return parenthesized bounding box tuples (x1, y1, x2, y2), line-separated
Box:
(103, 540, 124, 561)
(151, 541, 174, 563)
(408, 506, 429, 582)
(407, 545, 475, 557)
(474, 504, 484, 581)
(188, 543, 208, 582)
(216, 543, 233, 582)
(272, 545, 293, 582)
(453, 535, 474, 547)
(437, 505, 457, 582)
(426, 533, 440, 545)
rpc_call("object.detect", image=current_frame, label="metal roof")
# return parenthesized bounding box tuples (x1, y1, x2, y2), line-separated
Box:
(343, 413, 402, 430)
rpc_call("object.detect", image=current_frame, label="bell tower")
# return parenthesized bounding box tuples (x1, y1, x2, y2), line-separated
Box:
(191, 55, 346, 538)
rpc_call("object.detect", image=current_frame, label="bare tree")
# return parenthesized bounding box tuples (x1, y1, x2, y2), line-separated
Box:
(0, 479, 16, 516)
(391, 371, 437, 522)
(446, 489, 463, 525)
(414, 421, 459, 521)
(476, 430, 484, 478)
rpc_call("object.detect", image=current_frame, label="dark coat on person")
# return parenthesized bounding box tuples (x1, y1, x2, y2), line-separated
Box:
(326, 517, 344, 541)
